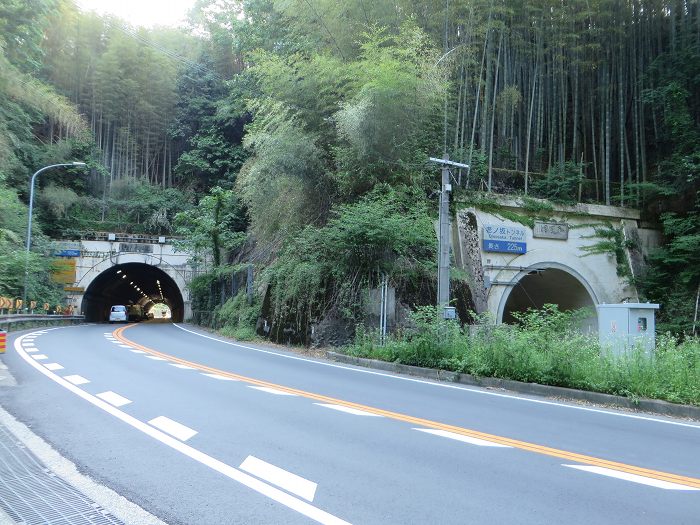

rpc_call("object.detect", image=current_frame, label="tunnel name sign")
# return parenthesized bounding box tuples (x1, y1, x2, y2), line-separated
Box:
(533, 220, 568, 240)
(483, 225, 527, 254)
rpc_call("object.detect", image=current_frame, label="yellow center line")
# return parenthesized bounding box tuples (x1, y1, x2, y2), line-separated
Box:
(114, 324, 700, 489)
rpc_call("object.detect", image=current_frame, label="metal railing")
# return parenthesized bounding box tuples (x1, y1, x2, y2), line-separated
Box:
(0, 314, 85, 332)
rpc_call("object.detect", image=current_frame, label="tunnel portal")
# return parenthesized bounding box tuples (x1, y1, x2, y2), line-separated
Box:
(501, 267, 596, 327)
(81, 263, 184, 322)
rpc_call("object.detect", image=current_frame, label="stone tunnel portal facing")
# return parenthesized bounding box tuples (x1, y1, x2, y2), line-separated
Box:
(81, 262, 185, 322)
(500, 266, 596, 327)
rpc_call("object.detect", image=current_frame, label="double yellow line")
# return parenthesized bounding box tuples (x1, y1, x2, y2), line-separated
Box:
(114, 324, 700, 490)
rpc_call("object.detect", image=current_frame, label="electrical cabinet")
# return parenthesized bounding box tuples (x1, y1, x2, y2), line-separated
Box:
(596, 303, 659, 354)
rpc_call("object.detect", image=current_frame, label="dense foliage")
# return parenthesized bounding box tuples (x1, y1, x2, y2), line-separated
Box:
(1, 0, 700, 337)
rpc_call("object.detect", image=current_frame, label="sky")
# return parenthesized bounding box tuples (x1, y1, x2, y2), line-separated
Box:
(76, 0, 196, 28)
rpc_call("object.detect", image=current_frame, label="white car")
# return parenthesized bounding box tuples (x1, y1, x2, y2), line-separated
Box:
(109, 305, 127, 323)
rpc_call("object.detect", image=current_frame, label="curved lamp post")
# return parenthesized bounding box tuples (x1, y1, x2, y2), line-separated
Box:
(23, 162, 88, 310)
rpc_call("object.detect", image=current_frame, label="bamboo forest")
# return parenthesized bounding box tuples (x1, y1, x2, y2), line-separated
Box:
(1, 0, 700, 338)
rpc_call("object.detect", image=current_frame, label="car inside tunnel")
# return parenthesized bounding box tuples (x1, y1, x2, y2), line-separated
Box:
(501, 267, 597, 331)
(81, 263, 184, 322)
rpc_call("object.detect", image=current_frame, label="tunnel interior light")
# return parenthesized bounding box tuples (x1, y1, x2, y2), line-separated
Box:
(122, 275, 126, 279)
(116, 270, 122, 274)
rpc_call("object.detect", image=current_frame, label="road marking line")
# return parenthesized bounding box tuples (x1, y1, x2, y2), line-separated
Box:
(249, 386, 297, 396)
(115, 324, 700, 490)
(172, 324, 700, 430)
(44, 363, 64, 371)
(202, 373, 238, 381)
(24, 348, 38, 353)
(240, 456, 317, 502)
(15, 334, 350, 525)
(119, 345, 132, 348)
(130, 349, 145, 354)
(32, 354, 48, 360)
(170, 363, 195, 370)
(145, 356, 167, 361)
(96, 391, 132, 407)
(64, 375, 90, 385)
(23, 343, 35, 347)
(148, 416, 197, 441)
(563, 464, 700, 491)
(414, 428, 512, 447)
(315, 404, 383, 417)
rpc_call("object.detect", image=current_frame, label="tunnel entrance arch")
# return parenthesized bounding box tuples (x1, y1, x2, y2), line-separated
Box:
(497, 263, 598, 328)
(81, 262, 185, 322)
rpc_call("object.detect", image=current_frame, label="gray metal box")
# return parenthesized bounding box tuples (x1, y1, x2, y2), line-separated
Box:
(596, 303, 659, 354)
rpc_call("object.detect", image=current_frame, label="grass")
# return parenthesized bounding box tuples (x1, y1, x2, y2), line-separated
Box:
(345, 305, 700, 406)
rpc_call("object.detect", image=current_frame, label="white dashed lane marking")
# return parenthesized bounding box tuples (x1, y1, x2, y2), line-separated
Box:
(240, 456, 317, 502)
(413, 428, 512, 447)
(170, 364, 195, 370)
(249, 386, 297, 396)
(44, 363, 64, 371)
(315, 404, 383, 417)
(130, 350, 145, 354)
(32, 354, 48, 361)
(563, 464, 700, 491)
(201, 373, 238, 381)
(63, 375, 90, 386)
(96, 391, 132, 407)
(145, 356, 167, 361)
(148, 416, 197, 441)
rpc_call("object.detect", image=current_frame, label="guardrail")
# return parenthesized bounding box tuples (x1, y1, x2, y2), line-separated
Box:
(0, 314, 85, 332)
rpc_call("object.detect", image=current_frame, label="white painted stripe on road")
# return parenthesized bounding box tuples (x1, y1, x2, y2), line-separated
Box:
(173, 324, 700, 430)
(249, 386, 297, 396)
(413, 428, 512, 447)
(145, 356, 167, 361)
(119, 345, 132, 348)
(32, 354, 48, 360)
(240, 456, 317, 502)
(170, 363, 195, 370)
(130, 349, 145, 354)
(24, 348, 38, 353)
(148, 416, 197, 441)
(315, 404, 383, 417)
(23, 343, 35, 347)
(10, 333, 376, 525)
(44, 363, 64, 371)
(63, 375, 90, 385)
(202, 373, 238, 381)
(563, 464, 700, 491)
(96, 391, 132, 407)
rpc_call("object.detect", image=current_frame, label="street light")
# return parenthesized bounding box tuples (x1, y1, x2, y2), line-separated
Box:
(23, 162, 88, 309)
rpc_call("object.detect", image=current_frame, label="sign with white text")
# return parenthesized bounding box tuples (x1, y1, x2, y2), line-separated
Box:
(483, 224, 527, 254)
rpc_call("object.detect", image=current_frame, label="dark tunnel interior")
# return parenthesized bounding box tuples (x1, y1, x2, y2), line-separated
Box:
(502, 268, 597, 331)
(81, 263, 184, 322)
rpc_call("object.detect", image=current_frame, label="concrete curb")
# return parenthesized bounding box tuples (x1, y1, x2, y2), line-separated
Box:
(326, 351, 700, 421)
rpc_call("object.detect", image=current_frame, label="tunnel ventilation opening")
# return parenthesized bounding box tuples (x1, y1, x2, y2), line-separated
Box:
(81, 262, 184, 322)
(501, 268, 596, 331)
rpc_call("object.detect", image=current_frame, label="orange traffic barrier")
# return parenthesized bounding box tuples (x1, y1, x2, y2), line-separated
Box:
(0, 329, 6, 354)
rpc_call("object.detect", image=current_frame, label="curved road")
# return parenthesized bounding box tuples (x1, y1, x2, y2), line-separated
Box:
(1, 322, 699, 524)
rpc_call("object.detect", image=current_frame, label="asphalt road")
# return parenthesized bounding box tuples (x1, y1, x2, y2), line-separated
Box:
(1, 322, 699, 524)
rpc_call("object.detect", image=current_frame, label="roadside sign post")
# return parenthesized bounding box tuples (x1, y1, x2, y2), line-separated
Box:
(0, 329, 5, 354)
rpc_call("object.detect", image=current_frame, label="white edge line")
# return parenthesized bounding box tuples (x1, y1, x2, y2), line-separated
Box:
(562, 464, 700, 491)
(172, 324, 700, 430)
(148, 416, 198, 441)
(249, 386, 296, 396)
(96, 391, 132, 407)
(240, 455, 317, 502)
(13, 334, 351, 525)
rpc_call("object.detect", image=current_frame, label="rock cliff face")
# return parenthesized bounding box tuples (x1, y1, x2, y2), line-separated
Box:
(456, 210, 488, 314)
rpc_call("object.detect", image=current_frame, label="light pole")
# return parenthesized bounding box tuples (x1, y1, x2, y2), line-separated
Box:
(23, 162, 88, 309)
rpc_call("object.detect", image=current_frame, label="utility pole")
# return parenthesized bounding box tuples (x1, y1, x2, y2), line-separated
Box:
(429, 155, 469, 316)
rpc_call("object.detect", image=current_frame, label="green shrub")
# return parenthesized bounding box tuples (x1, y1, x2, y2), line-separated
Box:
(345, 305, 700, 406)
